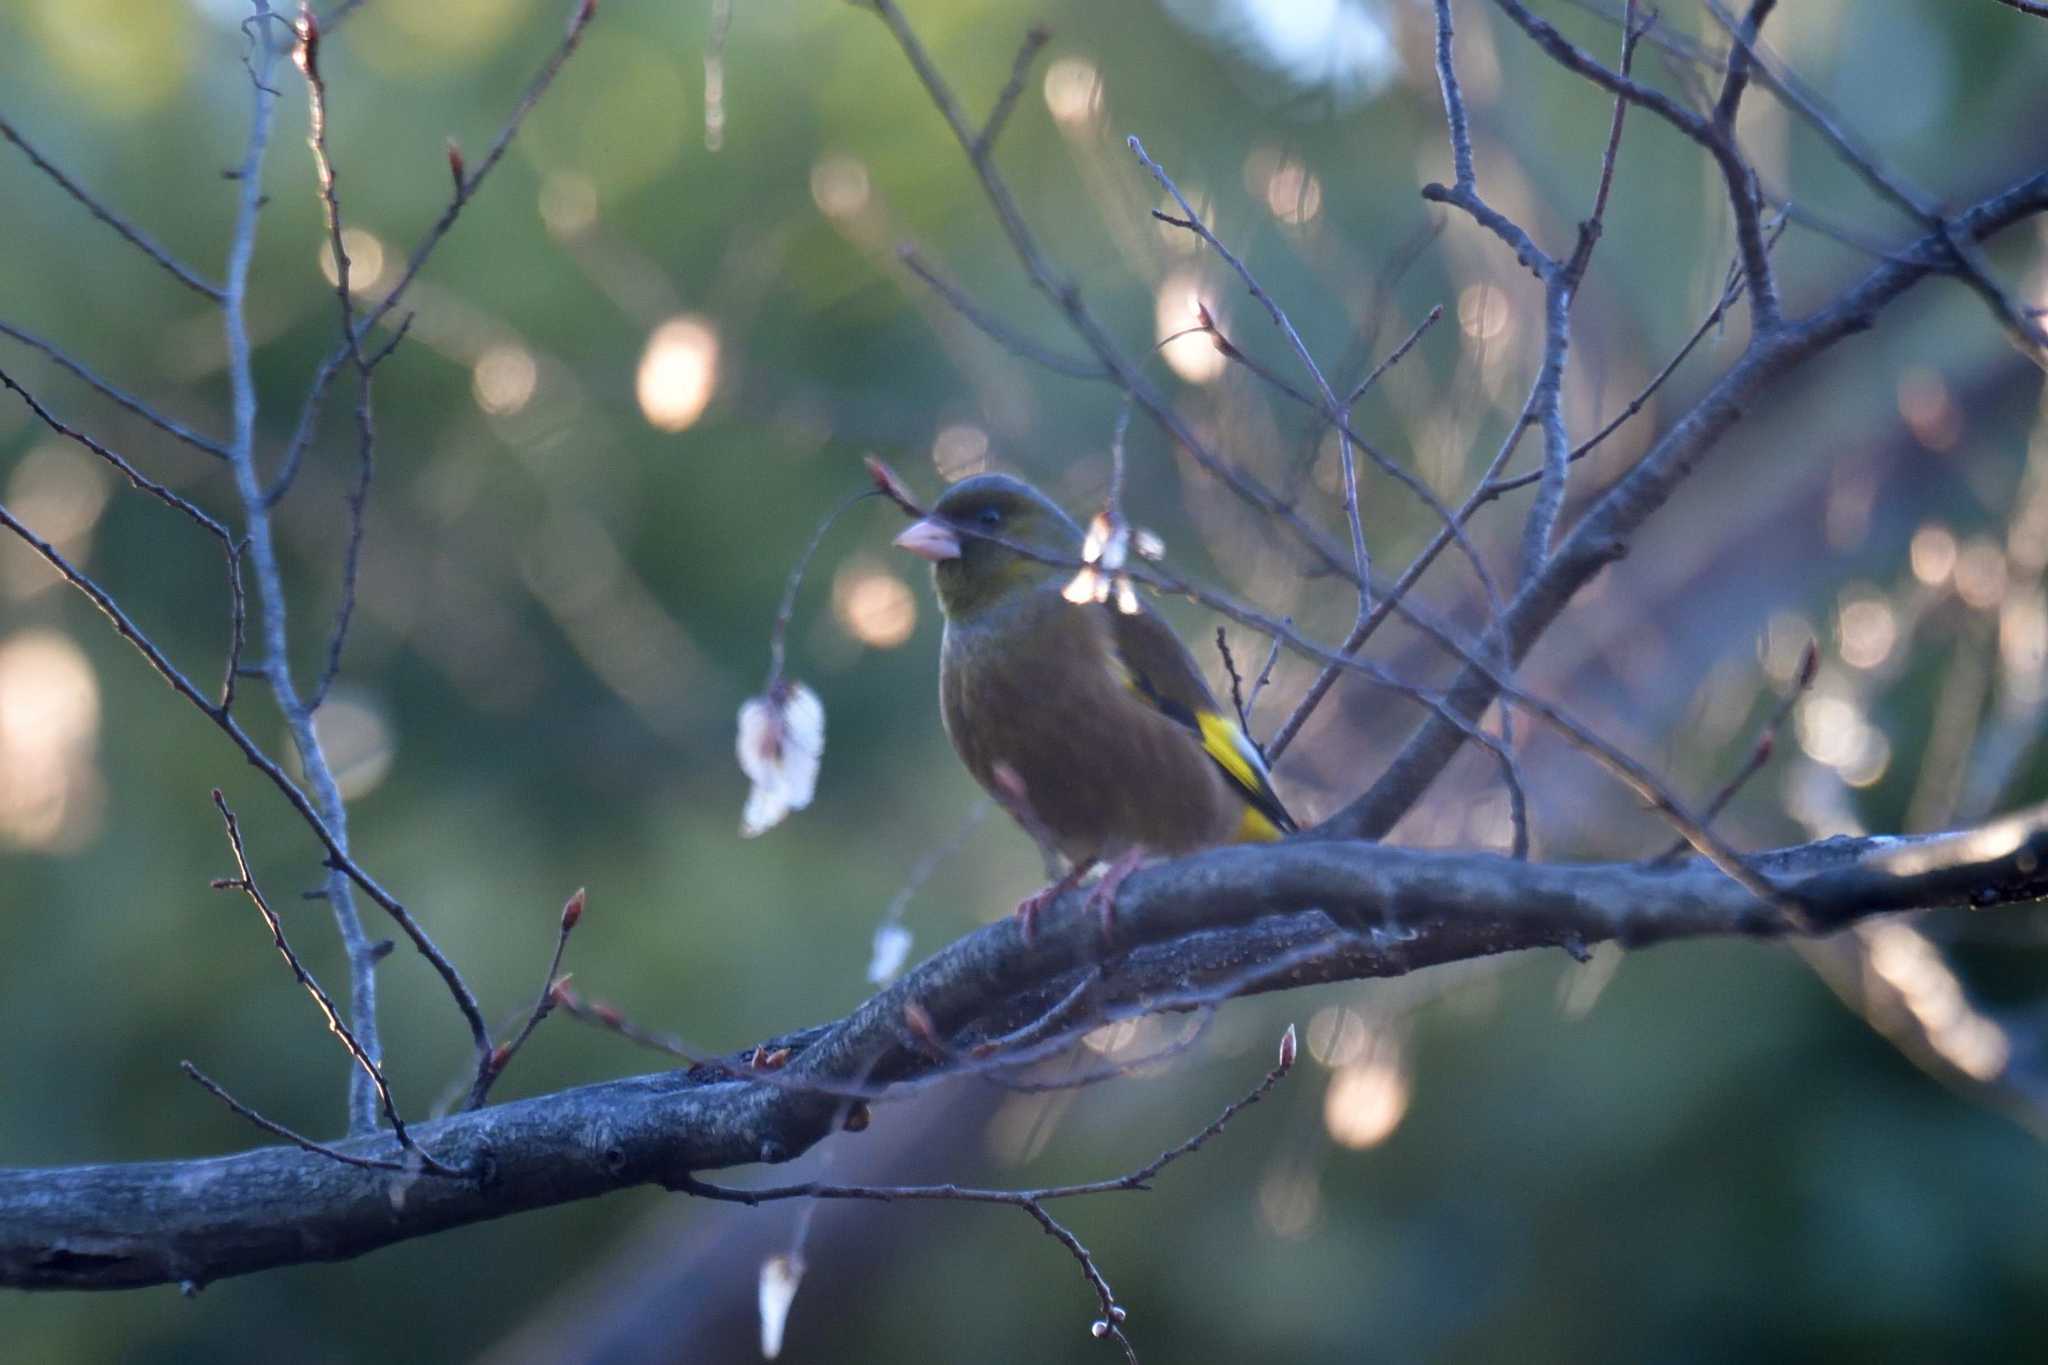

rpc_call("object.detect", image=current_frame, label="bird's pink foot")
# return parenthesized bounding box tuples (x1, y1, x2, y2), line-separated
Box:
(1084, 848, 1148, 944)
(1014, 862, 1089, 943)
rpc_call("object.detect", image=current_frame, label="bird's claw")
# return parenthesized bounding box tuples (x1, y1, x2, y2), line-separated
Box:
(1014, 863, 1088, 944)
(1084, 848, 1147, 945)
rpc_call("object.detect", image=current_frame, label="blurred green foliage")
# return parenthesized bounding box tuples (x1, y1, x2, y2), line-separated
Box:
(2, 0, 2046, 1361)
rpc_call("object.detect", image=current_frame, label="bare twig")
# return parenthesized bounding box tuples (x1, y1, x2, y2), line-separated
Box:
(899, 247, 1110, 380)
(768, 488, 875, 686)
(0, 114, 224, 300)
(1701, 0, 2047, 364)
(1217, 629, 1252, 734)
(1484, 0, 1782, 331)
(679, 1033, 1296, 1358)
(867, 0, 1362, 590)
(0, 320, 230, 459)
(975, 25, 1051, 158)
(1482, 215, 1789, 497)
(556, 988, 709, 1067)
(1243, 627, 1286, 721)
(218, 4, 396, 1133)
(208, 792, 459, 1176)
(466, 890, 586, 1109)
(1136, 139, 1374, 625)
(1342, 304, 1443, 408)
(1651, 642, 1817, 864)
(180, 1063, 415, 1174)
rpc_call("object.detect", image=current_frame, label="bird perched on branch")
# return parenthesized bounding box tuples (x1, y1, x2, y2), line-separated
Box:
(893, 473, 1295, 936)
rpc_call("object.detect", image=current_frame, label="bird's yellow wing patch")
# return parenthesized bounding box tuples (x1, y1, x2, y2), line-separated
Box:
(1104, 614, 1298, 839)
(1196, 709, 1294, 842)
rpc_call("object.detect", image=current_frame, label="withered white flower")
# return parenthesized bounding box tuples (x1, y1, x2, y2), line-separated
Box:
(1061, 510, 1155, 614)
(758, 1252, 806, 1359)
(736, 680, 825, 838)
(867, 921, 914, 985)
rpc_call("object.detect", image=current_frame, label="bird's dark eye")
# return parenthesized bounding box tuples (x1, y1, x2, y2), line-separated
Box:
(976, 506, 1003, 528)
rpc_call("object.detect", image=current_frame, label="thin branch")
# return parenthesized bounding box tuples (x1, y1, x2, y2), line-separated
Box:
(277, 0, 600, 488)
(180, 1063, 415, 1174)
(974, 24, 1051, 158)
(0, 320, 230, 460)
(1343, 304, 1443, 408)
(1710, 0, 1778, 135)
(1700, 0, 2047, 364)
(557, 988, 709, 1066)
(1482, 215, 1789, 497)
(208, 792, 459, 1177)
(0, 114, 224, 301)
(467, 890, 585, 1109)
(1133, 136, 1372, 613)
(0, 366, 232, 544)
(867, 0, 1363, 590)
(1650, 642, 1816, 865)
(679, 1038, 1293, 1357)
(1243, 626, 1286, 721)
(357, 0, 598, 343)
(898, 248, 1110, 380)
(1216, 629, 1251, 734)
(218, 2, 394, 1135)
(1330, 168, 2048, 842)
(767, 488, 874, 686)
(1484, 0, 1781, 331)
(1189, 307, 1505, 647)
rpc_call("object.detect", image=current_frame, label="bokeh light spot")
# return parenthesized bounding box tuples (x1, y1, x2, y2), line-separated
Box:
(636, 316, 720, 432)
(809, 154, 871, 221)
(1041, 57, 1103, 129)
(1157, 273, 1225, 384)
(0, 629, 103, 851)
(318, 227, 387, 293)
(931, 423, 990, 482)
(473, 344, 539, 416)
(832, 561, 917, 649)
(1910, 523, 1957, 586)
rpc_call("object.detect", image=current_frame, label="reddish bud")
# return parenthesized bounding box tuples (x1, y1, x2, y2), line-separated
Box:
(446, 138, 466, 193)
(1277, 1023, 1298, 1070)
(592, 1000, 624, 1027)
(561, 887, 586, 931)
(842, 1101, 872, 1133)
(902, 1001, 943, 1053)
(1796, 641, 1820, 689)
(572, 0, 597, 33)
(547, 975, 575, 1009)
(760, 1046, 791, 1070)
(864, 455, 922, 515)
(295, 7, 320, 78)
(1755, 731, 1776, 764)
(488, 1042, 513, 1074)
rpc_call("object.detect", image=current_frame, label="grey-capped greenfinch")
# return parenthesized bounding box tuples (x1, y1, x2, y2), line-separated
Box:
(894, 473, 1294, 933)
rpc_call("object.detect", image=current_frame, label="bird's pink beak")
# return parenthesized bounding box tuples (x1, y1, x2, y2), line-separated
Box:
(894, 518, 962, 562)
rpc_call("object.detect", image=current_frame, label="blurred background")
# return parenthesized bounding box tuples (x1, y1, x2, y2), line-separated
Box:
(3, 0, 2047, 1359)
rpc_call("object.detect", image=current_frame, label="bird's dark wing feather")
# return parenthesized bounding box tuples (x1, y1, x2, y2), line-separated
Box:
(1105, 605, 1297, 838)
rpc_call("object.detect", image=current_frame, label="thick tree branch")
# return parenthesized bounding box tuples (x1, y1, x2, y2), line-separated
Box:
(7, 808, 2048, 1292)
